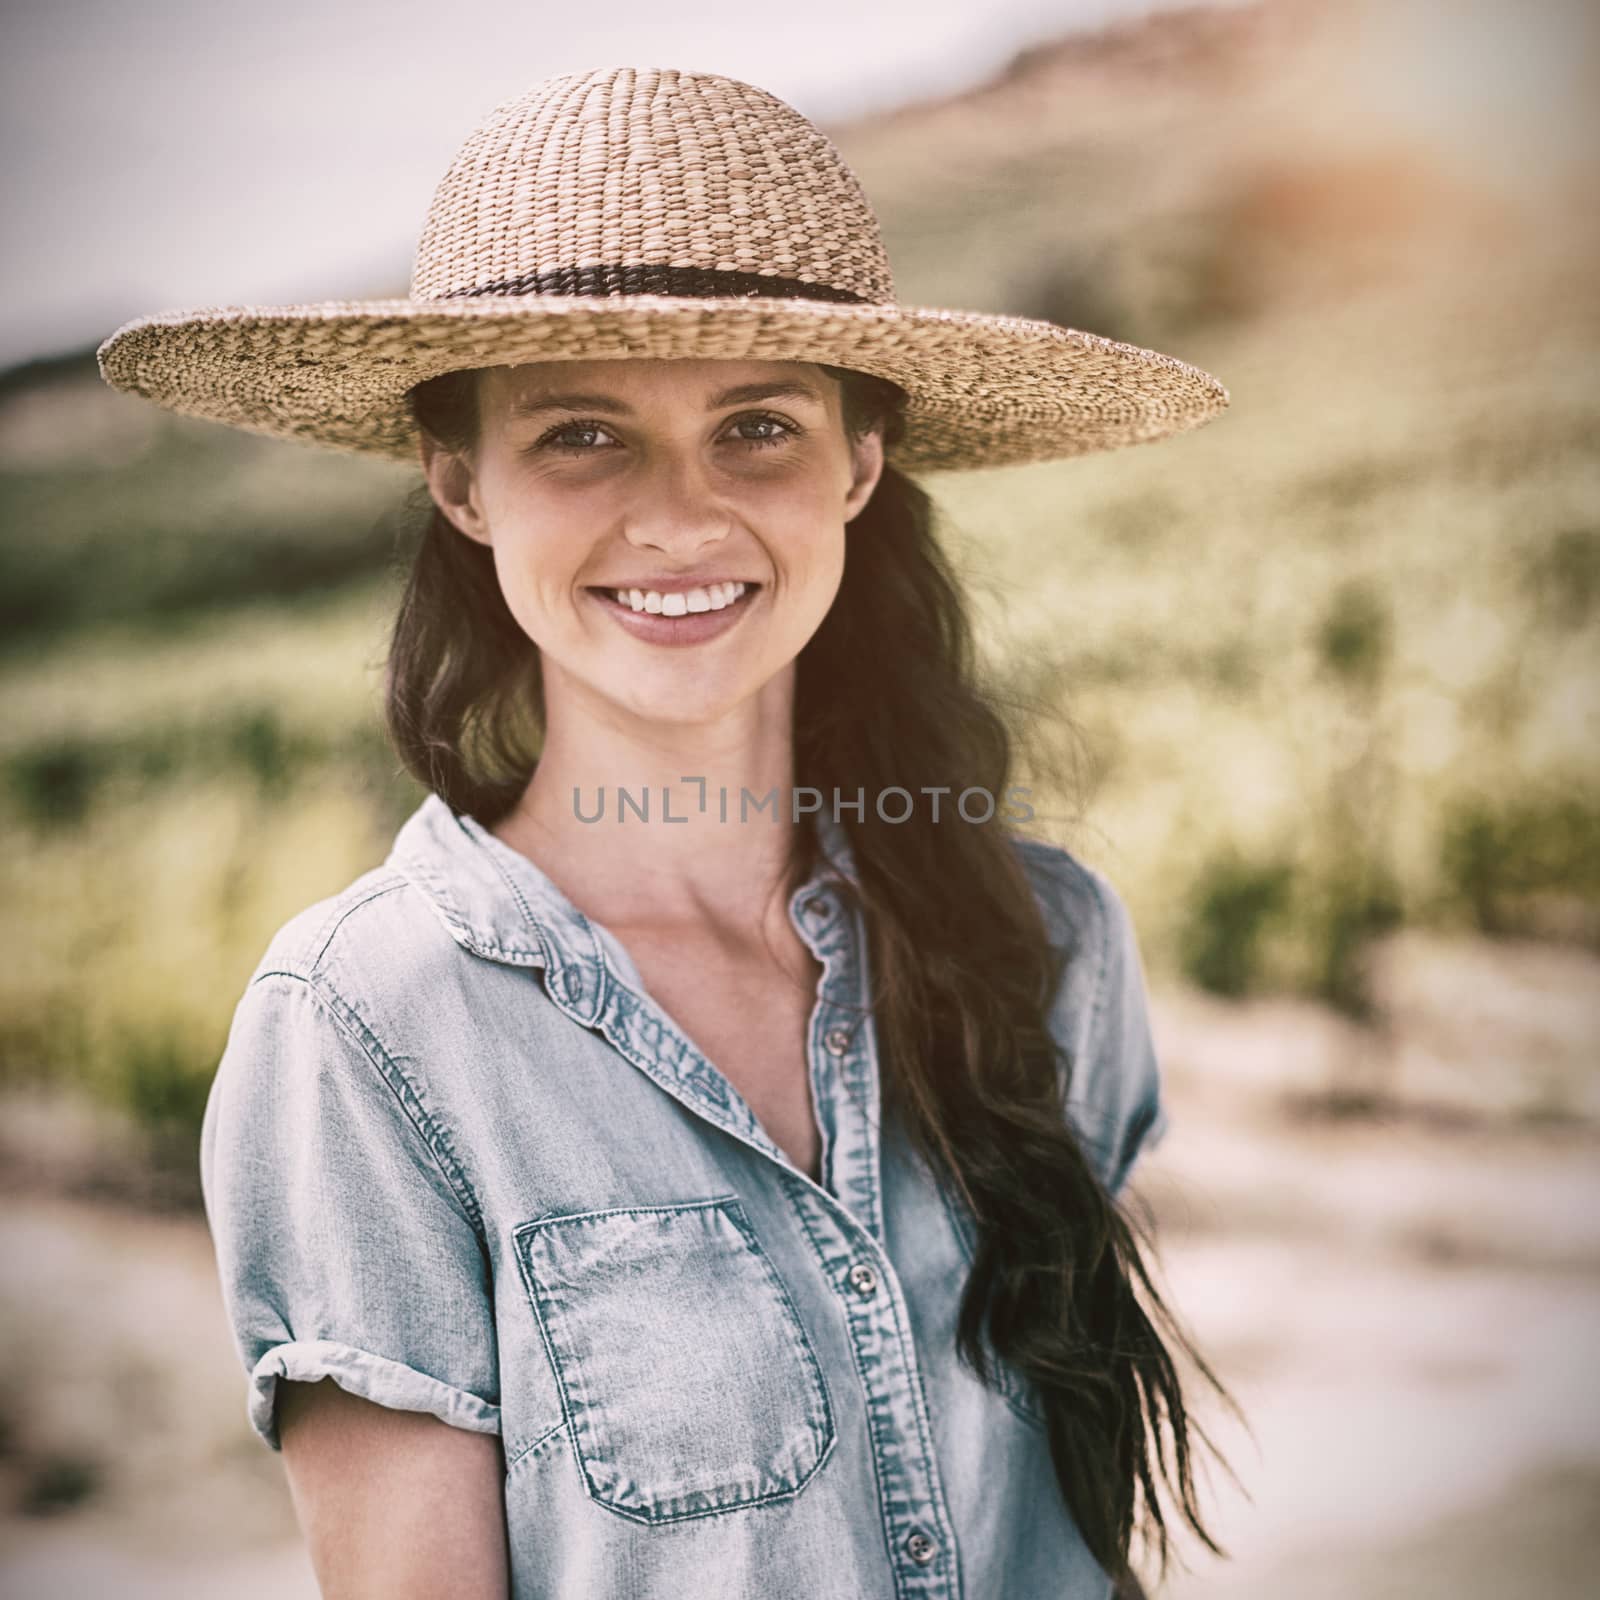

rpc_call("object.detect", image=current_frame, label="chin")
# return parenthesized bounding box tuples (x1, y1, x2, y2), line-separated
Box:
(620, 689, 751, 727)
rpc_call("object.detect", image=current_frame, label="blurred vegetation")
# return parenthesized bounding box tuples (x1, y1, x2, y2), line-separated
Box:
(1, 0, 1596, 1162)
(0, 353, 415, 649)
(17, 1454, 102, 1518)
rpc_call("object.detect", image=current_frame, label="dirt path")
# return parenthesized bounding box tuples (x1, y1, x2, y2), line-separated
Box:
(2, 1045, 1597, 1598)
(1150, 1234, 1600, 1596)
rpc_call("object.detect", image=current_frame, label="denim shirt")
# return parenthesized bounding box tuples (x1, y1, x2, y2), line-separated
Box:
(199, 792, 1169, 1599)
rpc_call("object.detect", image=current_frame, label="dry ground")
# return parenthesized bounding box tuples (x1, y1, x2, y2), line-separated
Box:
(2, 937, 1597, 1600)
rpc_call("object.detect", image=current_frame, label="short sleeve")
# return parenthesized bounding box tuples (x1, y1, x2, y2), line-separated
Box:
(1060, 867, 1172, 1200)
(199, 971, 502, 1452)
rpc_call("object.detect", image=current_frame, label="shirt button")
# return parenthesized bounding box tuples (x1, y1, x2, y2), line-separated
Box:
(904, 1530, 937, 1565)
(848, 1262, 878, 1297)
(823, 1026, 850, 1056)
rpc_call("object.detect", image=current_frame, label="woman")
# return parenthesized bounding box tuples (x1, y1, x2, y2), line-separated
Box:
(100, 65, 1240, 1600)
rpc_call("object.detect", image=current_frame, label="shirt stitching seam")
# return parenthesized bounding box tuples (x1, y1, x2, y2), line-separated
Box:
(512, 1197, 835, 1522)
(248, 967, 490, 1243)
(844, 901, 884, 1244)
(503, 1417, 570, 1477)
(295, 873, 412, 973)
(780, 1189, 917, 1600)
(452, 811, 586, 975)
(1079, 864, 1160, 1199)
(392, 848, 550, 966)
(1081, 865, 1117, 1049)
(1019, 843, 1131, 1195)
(874, 1235, 964, 1596)
(783, 1182, 962, 1597)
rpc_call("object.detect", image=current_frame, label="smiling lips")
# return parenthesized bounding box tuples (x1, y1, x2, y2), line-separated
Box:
(607, 580, 749, 615)
(588, 579, 760, 646)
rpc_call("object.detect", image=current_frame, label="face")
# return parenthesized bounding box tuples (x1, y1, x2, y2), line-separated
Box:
(420, 357, 884, 734)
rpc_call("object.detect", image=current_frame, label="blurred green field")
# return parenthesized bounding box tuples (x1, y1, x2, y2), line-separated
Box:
(1, 0, 1595, 1166)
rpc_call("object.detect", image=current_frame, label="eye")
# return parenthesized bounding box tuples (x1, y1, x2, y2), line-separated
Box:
(530, 410, 804, 457)
(727, 411, 802, 449)
(533, 419, 619, 454)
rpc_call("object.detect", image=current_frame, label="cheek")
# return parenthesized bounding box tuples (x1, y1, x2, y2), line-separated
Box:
(741, 476, 847, 569)
(775, 509, 848, 592)
(481, 480, 583, 579)
(482, 517, 592, 638)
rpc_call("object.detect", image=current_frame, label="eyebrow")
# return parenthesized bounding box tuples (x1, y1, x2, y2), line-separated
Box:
(505, 379, 828, 420)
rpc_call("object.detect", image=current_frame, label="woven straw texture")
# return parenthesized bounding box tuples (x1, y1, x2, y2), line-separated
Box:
(97, 66, 1229, 473)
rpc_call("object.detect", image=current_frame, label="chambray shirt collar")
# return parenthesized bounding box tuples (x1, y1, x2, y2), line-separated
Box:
(388, 791, 860, 990)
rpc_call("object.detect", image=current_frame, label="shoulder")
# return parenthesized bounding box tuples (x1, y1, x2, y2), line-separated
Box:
(247, 865, 409, 979)
(208, 866, 496, 1225)
(221, 861, 517, 1105)
(244, 861, 477, 1010)
(216, 865, 448, 1099)
(1008, 831, 1129, 981)
(1008, 832, 1168, 1192)
(1007, 829, 1148, 1037)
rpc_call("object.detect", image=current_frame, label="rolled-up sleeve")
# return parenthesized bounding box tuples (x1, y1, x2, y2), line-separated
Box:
(199, 970, 501, 1452)
(1061, 866, 1171, 1200)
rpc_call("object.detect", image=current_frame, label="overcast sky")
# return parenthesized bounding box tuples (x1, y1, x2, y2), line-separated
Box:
(6, 0, 1591, 373)
(0, 0, 1224, 372)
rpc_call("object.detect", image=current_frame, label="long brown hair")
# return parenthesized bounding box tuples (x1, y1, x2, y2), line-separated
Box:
(386, 361, 1243, 1588)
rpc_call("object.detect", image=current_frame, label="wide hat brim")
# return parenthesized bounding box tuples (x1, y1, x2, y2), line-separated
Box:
(96, 291, 1228, 473)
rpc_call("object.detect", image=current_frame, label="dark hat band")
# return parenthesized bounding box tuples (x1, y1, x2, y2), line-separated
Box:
(439, 263, 869, 304)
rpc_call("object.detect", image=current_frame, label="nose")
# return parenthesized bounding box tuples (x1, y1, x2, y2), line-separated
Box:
(620, 446, 733, 559)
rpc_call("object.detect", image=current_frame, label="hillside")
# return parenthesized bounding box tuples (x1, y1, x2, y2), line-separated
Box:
(1, 0, 1595, 1116)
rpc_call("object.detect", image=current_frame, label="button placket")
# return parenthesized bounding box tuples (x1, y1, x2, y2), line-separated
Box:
(783, 1190, 960, 1599)
(790, 875, 958, 1592)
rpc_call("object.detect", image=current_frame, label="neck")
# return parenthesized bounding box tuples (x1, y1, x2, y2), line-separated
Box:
(492, 664, 806, 941)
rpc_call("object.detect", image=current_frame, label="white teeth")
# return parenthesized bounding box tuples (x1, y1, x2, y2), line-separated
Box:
(610, 581, 749, 614)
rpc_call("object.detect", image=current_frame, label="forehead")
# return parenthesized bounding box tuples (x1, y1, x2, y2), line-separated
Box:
(481, 357, 838, 417)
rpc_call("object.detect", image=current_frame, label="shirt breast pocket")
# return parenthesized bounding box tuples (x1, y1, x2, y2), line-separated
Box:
(512, 1194, 836, 1523)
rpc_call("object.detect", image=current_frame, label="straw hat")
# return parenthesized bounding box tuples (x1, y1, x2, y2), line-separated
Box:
(96, 65, 1228, 473)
